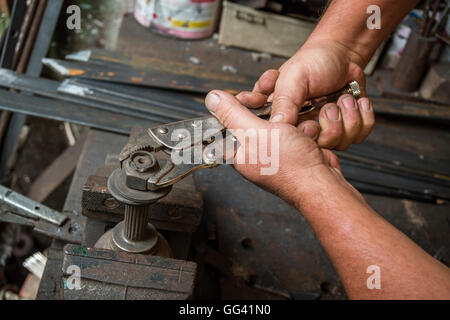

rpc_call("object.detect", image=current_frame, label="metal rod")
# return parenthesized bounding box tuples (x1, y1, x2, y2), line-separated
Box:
(0, 184, 67, 226)
(123, 204, 150, 241)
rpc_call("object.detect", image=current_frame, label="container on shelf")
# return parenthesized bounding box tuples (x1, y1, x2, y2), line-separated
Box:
(134, 0, 221, 39)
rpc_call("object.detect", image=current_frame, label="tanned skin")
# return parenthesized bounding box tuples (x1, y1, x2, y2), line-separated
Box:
(204, 0, 450, 299)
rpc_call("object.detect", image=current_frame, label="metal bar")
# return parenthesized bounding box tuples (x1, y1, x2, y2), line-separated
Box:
(15, 0, 48, 73)
(370, 96, 450, 123)
(346, 141, 450, 177)
(337, 151, 450, 187)
(87, 47, 255, 92)
(0, 69, 178, 123)
(0, 184, 67, 226)
(341, 161, 450, 201)
(57, 79, 202, 120)
(62, 78, 206, 117)
(0, 0, 30, 153)
(72, 78, 208, 114)
(43, 57, 253, 94)
(0, 0, 27, 68)
(0, 0, 63, 180)
(0, 210, 36, 227)
(348, 180, 435, 202)
(0, 89, 156, 135)
(11, 0, 39, 69)
(0, 68, 205, 122)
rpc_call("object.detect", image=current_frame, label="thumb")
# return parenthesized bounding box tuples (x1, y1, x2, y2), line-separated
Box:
(270, 69, 308, 125)
(205, 90, 269, 134)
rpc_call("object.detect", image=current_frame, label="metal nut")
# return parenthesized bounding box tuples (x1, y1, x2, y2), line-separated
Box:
(130, 151, 157, 173)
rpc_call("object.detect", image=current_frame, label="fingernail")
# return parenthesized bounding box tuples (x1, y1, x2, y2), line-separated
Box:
(325, 105, 340, 121)
(205, 92, 220, 112)
(343, 96, 357, 110)
(267, 93, 274, 102)
(270, 113, 284, 123)
(360, 99, 372, 112)
(303, 125, 320, 140)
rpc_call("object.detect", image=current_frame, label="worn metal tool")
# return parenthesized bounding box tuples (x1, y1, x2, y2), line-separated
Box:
(0, 184, 67, 226)
(0, 185, 84, 244)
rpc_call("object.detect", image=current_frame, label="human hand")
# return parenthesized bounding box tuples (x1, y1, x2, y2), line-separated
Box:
(240, 38, 374, 150)
(204, 90, 364, 207)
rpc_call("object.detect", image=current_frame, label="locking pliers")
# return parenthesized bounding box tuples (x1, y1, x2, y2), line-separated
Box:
(117, 81, 361, 192)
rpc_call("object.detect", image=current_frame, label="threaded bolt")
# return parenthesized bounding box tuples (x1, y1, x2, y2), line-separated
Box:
(123, 204, 150, 241)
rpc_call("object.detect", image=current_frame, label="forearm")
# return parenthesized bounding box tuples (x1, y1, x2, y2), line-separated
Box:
(295, 166, 450, 299)
(308, 0, 420, 67)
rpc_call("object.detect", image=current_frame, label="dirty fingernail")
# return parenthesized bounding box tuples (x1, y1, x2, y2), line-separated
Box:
(205, 92, 220, 112)
(270, 113, 284, 123)
(343, 96, 356, 110)
(360, 99, 372, 112)
(325, 105, 340, 121)
(303, 125, 320, 140)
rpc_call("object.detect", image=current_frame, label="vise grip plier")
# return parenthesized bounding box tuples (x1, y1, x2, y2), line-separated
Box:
(118, 81, 361, 191)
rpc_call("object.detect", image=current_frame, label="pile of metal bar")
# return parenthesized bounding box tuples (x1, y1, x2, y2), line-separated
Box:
(0, 68, 208, 130)
(339, 142, 450, 202)
(0, 0, 63, 181)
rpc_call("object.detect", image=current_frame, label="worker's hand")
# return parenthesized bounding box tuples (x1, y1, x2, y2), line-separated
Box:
(205, 90, 364, 206)
(238, 38, 374, 150)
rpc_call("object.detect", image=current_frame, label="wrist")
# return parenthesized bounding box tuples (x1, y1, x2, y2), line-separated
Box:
(291, 164, 366, 218)
(302, 36, 367, 69)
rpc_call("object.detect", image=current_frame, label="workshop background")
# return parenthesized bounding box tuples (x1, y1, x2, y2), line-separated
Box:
(0, 0, 449, 300)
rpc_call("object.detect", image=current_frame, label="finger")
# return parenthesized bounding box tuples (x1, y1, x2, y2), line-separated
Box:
(335, 94, 362, 150)
(270, 69, 308, 125)
(236, 91, 268, 108)
(253, 69, 279, 95)
(354, 97, 375, 144)
(297, 120, 320, 141)
(317, 103, 344, 149)
(322, 149, 342, 172)
(205, 90, 269, 136)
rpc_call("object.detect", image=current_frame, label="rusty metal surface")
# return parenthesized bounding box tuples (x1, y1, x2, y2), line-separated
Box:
(0, 89, 157, 135)
(365, 195, 450, 260)
(34, 209, 84, 244)
(370, 96, 450, 123)
(0, 69, 205, 122)
(116, 14, 284, 81)
(216, 207, 337, 299)
(193, 163, 450, 300)
(36, 242, 65, 300)
(44, 56, 255, 94)
(62, 244, 197, 300)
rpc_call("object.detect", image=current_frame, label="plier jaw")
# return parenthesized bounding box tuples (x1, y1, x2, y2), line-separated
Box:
(118, 121, 228, 191)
